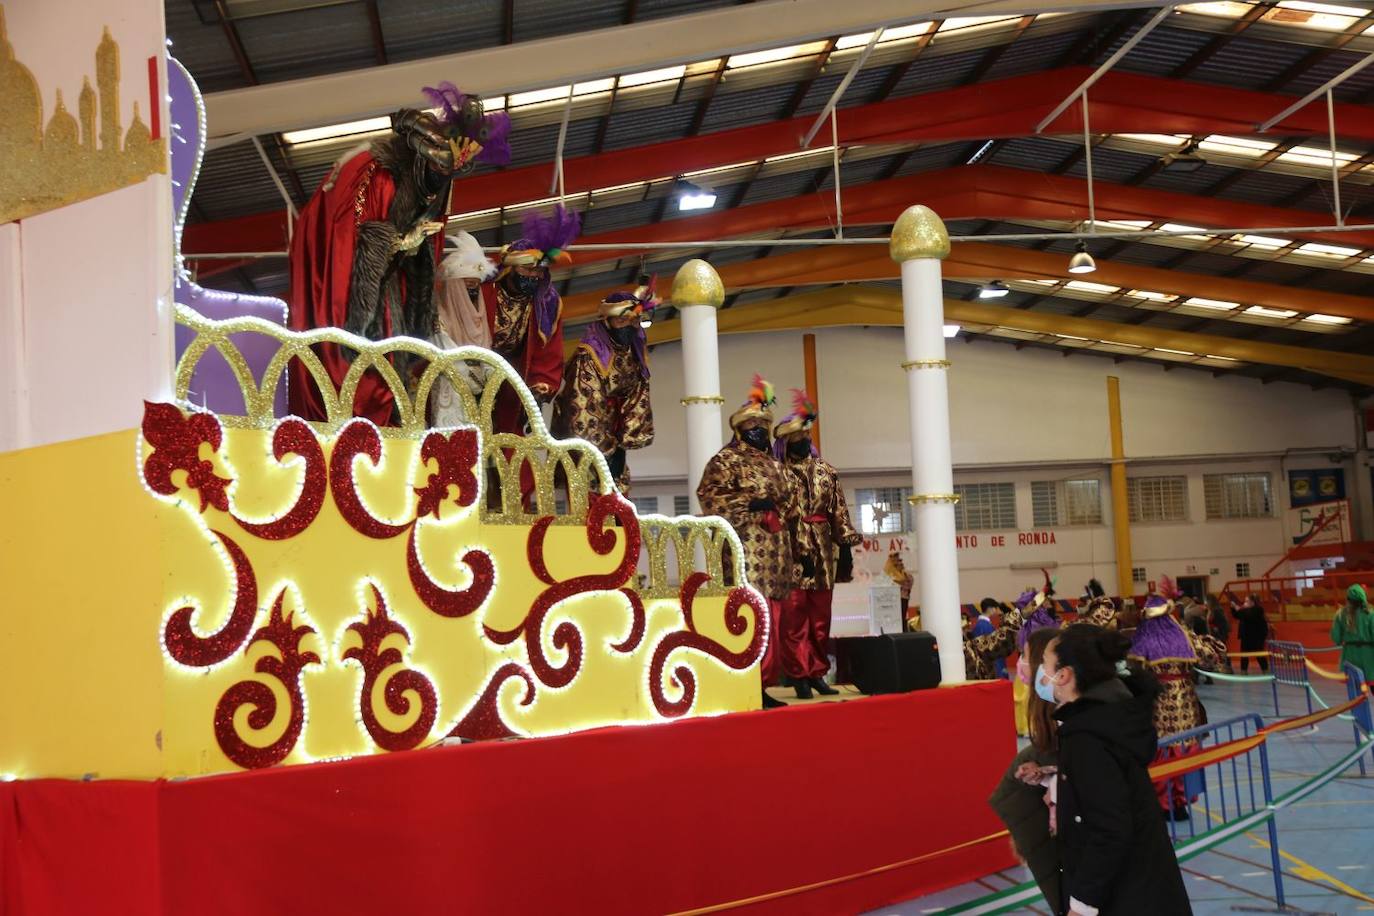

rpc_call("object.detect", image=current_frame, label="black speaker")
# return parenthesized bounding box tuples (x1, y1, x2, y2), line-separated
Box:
(835, 632, 941, 695)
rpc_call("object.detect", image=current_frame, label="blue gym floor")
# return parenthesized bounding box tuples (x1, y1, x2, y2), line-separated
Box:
(869, 677, 1374, 916)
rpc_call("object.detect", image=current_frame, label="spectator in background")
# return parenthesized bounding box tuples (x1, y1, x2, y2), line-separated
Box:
(977, 598, 1007, 678)
(989, 626, 1063, 909)
(885, 551, 915, 624)
(1043, 625, 1193, 916)
(1332, 584, 1374, 687)
(1234, 594, 1271, 673)
(1206, 594, 1230, 647)
(1181, 596, 1207, 637)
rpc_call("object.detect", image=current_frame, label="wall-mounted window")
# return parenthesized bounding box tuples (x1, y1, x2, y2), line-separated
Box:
(855, 487, 911, 535)
(673, 494, 692, 516)
(630, 495, 659, 515)
(1236, 561, 1251, 578)
(1127, 475, 1188, 523)
(1205, 473, 1273, 520)
(1031, 479, 1103, 526)
(1132, 566, 1147, 584)
(954, 482, 1016, 531)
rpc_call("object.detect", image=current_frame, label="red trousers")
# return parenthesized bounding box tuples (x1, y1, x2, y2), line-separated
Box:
(1153, 741, 1196, 810)
(781, 588, 834, 680)
(760, 598, 784, 688)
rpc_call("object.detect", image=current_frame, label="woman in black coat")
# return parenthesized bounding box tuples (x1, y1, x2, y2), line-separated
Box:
(1041, 624, 1192, 915)
(1233, 595, 1270, 673)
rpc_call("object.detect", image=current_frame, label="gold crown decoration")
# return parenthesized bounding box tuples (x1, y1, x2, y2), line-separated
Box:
(0, 8, 167, 224)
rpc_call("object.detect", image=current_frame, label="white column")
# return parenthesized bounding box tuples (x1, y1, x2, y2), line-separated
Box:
(891, 205, 965, 684)
(672, 259, 726, 515)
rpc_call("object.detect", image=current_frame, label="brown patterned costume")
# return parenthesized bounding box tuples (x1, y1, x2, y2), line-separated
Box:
(697, 441, 799, 602)
(785, 457, 860, 592)
(964, 606, 1025, 681)
(1136, 622, 1228, 738)
(551, 337, 653, 490)
(776, 445, 862, 686)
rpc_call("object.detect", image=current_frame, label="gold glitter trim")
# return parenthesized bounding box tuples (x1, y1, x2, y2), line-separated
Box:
(901, 358, 952, 371)
(670, 259, 725, 309)
(889, 204, 951, 262)
(908, 493, 961, 505)
(680, 395, 725, 406)
(174, 305, 745, 596)
(0, 15, 168, 224)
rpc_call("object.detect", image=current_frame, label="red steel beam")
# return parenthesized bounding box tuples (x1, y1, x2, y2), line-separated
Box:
(183, 67, 1374, 257)
(563, 238, 1374, 323)
(189, 163, 1374, 281)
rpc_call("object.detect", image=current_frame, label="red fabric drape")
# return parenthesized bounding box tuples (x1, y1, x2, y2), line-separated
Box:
(286, 152, 443, 424)
(2, 684, 1013, 916)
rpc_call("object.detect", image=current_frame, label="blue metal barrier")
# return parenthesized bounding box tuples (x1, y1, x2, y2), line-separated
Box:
(1155, 713, 1285, 908)
(1266, 639, 1312, 717)
(1344, 661, 1372, 776)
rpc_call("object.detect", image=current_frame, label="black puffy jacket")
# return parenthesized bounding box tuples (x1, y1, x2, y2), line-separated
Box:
(1054, 674, 1193, 915)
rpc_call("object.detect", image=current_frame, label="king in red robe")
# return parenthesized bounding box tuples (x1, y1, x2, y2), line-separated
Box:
(287, 84, 510, 424)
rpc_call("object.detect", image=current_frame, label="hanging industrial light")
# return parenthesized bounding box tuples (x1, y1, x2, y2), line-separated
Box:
(676, 180, 717, 211)
(1068, 241, 1097, 274)
(978, 280, 1010, 299)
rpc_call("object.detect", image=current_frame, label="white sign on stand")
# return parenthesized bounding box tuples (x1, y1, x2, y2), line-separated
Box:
(870, 585, 904, 635)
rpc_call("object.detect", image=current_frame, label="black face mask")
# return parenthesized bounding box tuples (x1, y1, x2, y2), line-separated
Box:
(740, 427, 770, 451)
(507, 273, 540, 298)
(787, 439, 812, 459)
(606, 323, 637, 347)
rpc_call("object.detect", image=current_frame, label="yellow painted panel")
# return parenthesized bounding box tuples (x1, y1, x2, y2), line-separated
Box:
(0, 429, 164, 779)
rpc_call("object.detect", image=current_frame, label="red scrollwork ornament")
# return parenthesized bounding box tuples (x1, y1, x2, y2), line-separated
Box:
(485, 492, 642, 689)
(163, 529, 258, 667)
(232, 418, 327, 540)
(414, 428, 480, 519)
(342, 584, 439, 752)
(329, 420, 412, 539)
(141, 401, 232, 512)
(648, 572, 767, 718)
(214, 590, 322, 769)
(407, 526, 495, 618)
(447, 663, 535, 742)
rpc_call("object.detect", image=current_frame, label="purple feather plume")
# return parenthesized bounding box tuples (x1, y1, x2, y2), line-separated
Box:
(519, 204, 582, 257)
(421, 81, 467, 124)
(477, 111, 511, 166)
(420, 82, 511, 166)
(510, 204, 582, 341)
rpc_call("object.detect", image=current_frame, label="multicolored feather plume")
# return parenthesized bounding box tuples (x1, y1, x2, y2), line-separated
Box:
(749, 373, 776, 408)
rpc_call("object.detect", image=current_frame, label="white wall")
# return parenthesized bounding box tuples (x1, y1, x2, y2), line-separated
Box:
(0, 1, 172, 452)
(628, 325, 1359, 620)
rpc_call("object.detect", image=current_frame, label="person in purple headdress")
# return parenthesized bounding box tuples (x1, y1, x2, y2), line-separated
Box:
(1006, 574, 1060, 732)
(287, 82, 510, 424)
(1126, 576, 1227, 818)
(550, 277, 658, 491)
(482, 203, 581, 507)
(965, 584, 1043, 682)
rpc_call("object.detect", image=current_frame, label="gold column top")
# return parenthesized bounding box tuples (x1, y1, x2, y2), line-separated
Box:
(889, 205, 950, 263)
(671, 258, 725, 309)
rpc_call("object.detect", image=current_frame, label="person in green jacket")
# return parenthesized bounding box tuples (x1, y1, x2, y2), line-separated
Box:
(1332, 584, 1374, 685)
